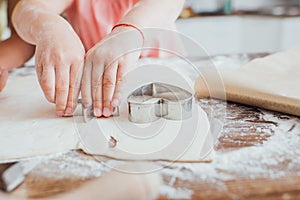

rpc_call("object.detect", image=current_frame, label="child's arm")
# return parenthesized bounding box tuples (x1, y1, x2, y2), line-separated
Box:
(12, 0, 85, 117)
(0, 0, 35, 92)
(81, 0, 185, 117)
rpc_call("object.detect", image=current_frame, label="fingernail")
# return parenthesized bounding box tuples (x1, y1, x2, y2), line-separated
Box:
(64, 107, 73, 116)
(56, 111, 64, 117)
(94, 108, 102, 117)
(103, 108, 111, 117)
(112, 99, 119, 107)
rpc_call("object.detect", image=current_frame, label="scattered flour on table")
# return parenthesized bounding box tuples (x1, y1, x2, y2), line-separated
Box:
(160, 185, 194, 199)
(157, 110, 300, 198)
(30, 110, 300, 199)
(32, 152, 109, 179)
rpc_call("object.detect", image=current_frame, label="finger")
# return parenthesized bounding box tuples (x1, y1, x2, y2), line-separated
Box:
(39, 66, 55, 103)
(35, 52, 43, 79)
(92, 60, 105, 117)
(0, 69, 8, 92)
(102, 61, 118, 117)
(111, 63, 125, 107)
(55, 66, 70, 117)
(111, 56, 137, 107)
(81, 58, 93, 107)
(65, 60, 84, 116)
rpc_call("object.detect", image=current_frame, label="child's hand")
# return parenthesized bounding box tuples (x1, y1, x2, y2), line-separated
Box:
(0, 68, 8, 92)
(35, 24, 85, 117)
(12, 0, 82, 117)
(81, 28, 142, 117)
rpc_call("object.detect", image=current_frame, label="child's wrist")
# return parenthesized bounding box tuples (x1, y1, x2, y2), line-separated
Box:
(35, 16, 74, 44)
(111, 23, 144, 45)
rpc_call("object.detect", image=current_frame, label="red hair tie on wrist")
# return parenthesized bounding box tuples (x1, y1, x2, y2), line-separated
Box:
(112, 23, 145, 42)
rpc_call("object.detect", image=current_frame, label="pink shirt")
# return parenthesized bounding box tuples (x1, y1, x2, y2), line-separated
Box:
(65, 0, 138, 51)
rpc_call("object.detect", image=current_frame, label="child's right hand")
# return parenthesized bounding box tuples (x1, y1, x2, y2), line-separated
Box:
(0, 68, 8, 92)
(34, 22, 85, 117)
(12, 0, 83, 117)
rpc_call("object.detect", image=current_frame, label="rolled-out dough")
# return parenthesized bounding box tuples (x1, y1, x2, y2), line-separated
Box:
(0, 66, 214, 163)
(195, 46, 300, 116)
(0, 76, 79, 163)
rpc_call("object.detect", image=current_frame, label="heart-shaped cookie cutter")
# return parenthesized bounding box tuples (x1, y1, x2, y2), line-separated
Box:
(127, 83, 193, 123)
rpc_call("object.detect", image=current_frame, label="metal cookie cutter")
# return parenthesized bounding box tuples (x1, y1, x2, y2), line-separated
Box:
(127, 83, 193, 123)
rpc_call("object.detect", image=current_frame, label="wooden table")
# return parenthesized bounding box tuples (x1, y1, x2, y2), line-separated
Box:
(6, 54, 300, 199)
(7, 97, 299, 200)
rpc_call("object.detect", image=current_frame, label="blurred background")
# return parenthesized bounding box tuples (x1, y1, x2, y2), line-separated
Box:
(2, 0, 299, 57)
(177, 0, 300, 55)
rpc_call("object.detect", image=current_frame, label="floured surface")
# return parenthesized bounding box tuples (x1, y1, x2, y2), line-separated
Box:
(11, 98, 300, 200)
(0, 76, 78, 162)
(195, 46, 300, 116)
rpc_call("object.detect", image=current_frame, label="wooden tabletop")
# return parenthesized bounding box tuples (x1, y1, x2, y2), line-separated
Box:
(4, 53, 300, 199)
(7, 97, 300, 200)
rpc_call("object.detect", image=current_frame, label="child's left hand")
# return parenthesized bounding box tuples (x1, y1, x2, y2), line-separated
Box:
(81, 28, 143, 117)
